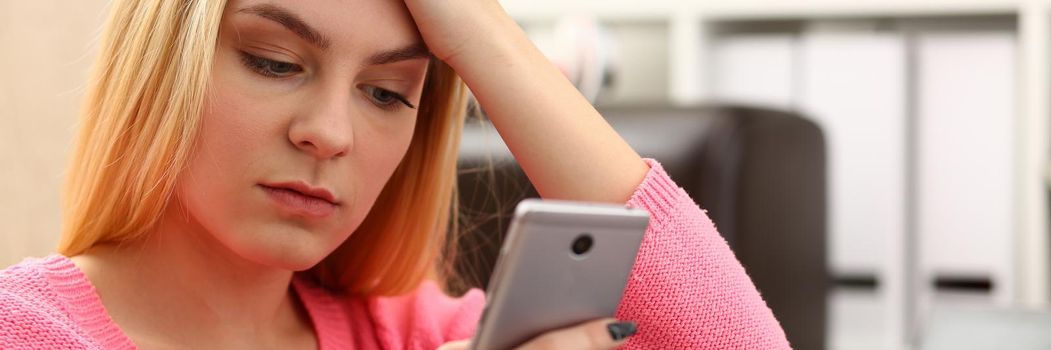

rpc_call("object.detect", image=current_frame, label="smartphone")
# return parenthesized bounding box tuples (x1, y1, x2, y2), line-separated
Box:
(470, 199, 650, 350)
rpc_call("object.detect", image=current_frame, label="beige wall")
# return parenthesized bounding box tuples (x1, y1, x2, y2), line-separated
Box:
(0, 1, 110, 266)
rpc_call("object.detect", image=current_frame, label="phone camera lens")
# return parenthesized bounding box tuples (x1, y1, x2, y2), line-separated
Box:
(571, 234, 593, 255)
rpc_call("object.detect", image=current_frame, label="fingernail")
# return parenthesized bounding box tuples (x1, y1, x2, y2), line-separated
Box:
(607, 321, 637, 341)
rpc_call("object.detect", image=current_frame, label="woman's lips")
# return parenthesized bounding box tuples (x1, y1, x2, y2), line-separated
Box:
(259, 185, 338, 218)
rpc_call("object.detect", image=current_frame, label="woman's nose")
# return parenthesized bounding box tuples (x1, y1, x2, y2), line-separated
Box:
(287, 86, 355, 160)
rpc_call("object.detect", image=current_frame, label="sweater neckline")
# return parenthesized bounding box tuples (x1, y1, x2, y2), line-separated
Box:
(38, 254, 137, 349)
(41, 254, 350, 349)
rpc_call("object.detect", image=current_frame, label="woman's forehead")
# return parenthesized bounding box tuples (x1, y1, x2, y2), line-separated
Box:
(225, 0, 422, 52)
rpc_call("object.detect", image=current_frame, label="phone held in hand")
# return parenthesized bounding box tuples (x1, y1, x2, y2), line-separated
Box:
(470, 199, 650, 350)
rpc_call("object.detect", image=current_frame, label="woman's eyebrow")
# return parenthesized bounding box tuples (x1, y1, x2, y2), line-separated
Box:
(236, 3, 431, 65)
(366, 43, 433, 66)
(237, 4, 331, 51)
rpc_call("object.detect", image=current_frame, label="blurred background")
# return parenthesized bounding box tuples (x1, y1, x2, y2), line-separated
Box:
(4, 1, 1051, 349)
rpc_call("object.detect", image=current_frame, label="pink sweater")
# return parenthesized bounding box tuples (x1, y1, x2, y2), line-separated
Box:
(0, 160, 790, 349)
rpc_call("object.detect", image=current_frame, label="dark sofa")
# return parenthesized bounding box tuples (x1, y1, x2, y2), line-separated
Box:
(451, 105, 828, 350)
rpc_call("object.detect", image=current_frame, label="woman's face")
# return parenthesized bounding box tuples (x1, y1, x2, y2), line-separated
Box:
(174, 0, 430, 270)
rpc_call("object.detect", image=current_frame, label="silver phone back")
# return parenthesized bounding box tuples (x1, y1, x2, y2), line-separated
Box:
(470, 199, 650, 350)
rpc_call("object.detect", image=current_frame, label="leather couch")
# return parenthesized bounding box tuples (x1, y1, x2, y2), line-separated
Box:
(450, 105, 828, 350)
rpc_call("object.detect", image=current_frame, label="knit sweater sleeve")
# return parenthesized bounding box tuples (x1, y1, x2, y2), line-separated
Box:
(0, 256, 134, 350)
(0, 286, 81, 350)
(616, 159, 791, 349)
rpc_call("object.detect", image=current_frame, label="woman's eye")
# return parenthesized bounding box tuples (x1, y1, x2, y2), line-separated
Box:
(363, 85, 416, 111)
(239, 52, 302, 78)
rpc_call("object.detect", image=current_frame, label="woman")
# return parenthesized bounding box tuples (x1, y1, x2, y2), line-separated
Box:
(0, 0, 790, 349)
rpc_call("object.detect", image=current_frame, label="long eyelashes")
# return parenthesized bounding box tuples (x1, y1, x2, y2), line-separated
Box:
(238, 51, 302, 78)
(237, 51, 416, 111)
(363, 85, 416, 110)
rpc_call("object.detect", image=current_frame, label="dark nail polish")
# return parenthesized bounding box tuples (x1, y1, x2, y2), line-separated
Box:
(607, 321, 637, 341)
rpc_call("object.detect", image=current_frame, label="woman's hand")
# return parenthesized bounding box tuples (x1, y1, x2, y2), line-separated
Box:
(436, 319, 637, 350)
(400, 0, 520, 66)
(402, 0, 649, 203)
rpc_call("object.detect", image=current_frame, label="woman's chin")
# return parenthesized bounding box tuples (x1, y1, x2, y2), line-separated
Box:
(227, 228, 344, 272)
(243, 246, 328, 272)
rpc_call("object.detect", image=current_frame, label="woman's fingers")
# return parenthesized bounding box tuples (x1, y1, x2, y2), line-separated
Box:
(437, 319, 638, 349)
(437, 340, 471, 350)
(515, 318, 637, 350)
(401, 0, 517, 65)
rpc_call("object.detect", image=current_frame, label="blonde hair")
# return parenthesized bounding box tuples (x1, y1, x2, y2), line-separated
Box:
(58, 0, 468, 296)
